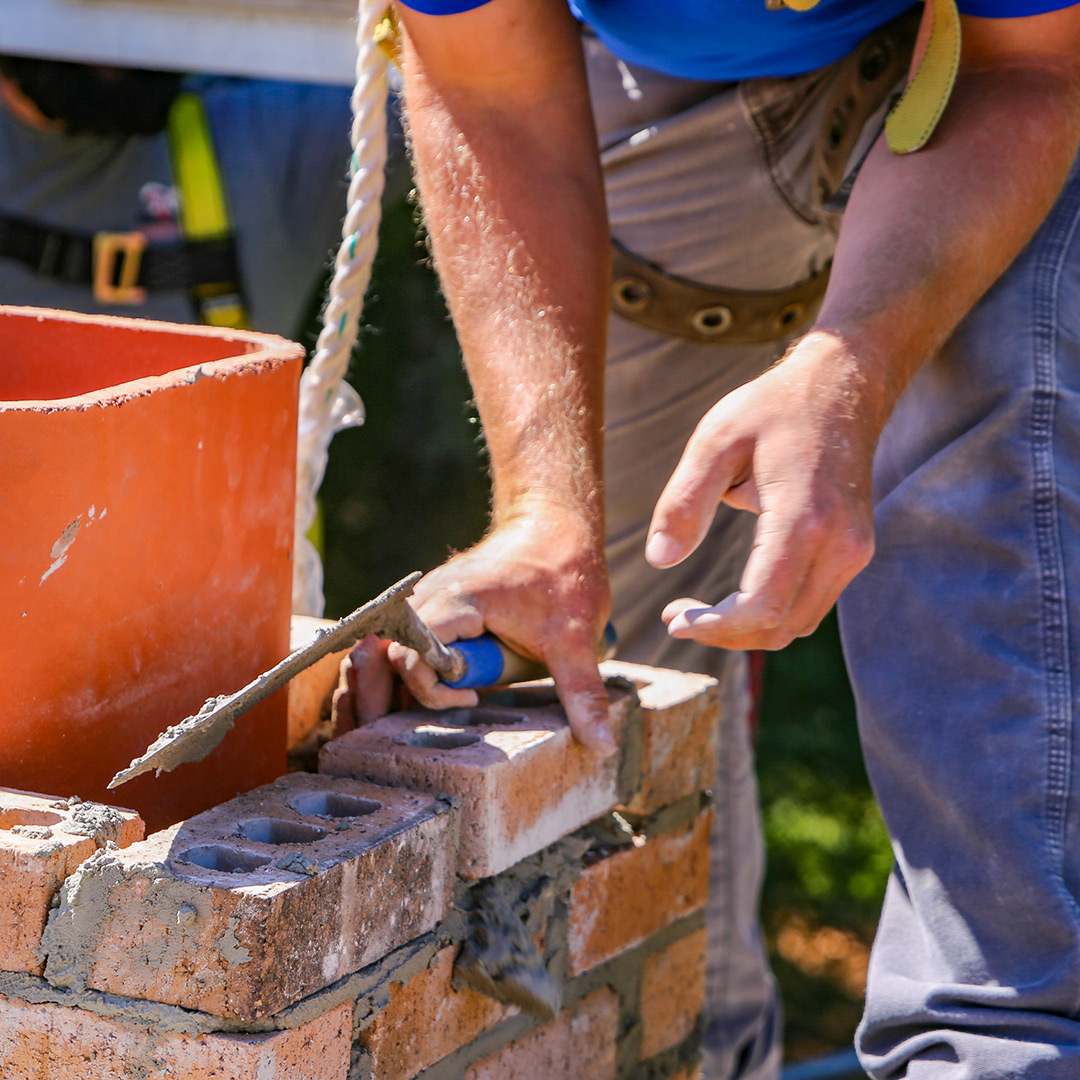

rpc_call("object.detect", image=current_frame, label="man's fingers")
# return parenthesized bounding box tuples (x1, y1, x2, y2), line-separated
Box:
(646, 420, 747, 569)
(387, 640, 480, 711)
(784, 527, 874, 638)
(722, 476, 761, 515)
(332, 635, 396, 733)
(662, 505, 814, 648)
(410, 600, 486, 645)
(661, 499, 873, 649)
(330, 656, 358, 733)
(544, 648, 616, 757)
(349, 635, 396, 725)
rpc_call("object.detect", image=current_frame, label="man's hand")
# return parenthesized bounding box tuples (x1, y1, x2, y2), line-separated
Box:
(385, 506, 616, 756)
(648, 5, 1080, 653)
(332, 634, 396, 733)
(647, 333, 878, 651)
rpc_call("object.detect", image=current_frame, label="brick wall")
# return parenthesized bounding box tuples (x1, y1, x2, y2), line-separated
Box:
(0, 650, 715, 1080)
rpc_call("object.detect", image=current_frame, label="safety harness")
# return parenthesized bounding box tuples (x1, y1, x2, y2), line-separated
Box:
(0, 90, 250, 329)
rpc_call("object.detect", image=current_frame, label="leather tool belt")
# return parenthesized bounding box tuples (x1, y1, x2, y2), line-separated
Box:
(611, 240, 831, 346)
(0, 212, 243, 308)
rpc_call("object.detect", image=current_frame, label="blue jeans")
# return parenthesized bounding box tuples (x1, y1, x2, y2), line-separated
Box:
(839, 151, 1080, 1078)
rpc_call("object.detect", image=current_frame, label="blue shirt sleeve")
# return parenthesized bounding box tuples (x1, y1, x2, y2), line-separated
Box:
(396, 0, 492, 12)
(955, 0, 1076, 15)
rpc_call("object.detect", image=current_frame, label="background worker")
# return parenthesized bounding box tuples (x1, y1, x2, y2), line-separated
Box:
(356, 1, 1080, 1078)
(0, 55, 351, 336)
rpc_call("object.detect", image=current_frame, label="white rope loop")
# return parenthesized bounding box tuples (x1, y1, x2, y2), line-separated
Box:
(293, 0, 390, 615)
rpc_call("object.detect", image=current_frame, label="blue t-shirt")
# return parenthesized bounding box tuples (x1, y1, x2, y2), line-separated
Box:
(400, 0, 1077, 79)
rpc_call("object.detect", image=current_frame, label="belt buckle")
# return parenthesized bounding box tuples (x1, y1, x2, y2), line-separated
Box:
(93, 231, 147, 305)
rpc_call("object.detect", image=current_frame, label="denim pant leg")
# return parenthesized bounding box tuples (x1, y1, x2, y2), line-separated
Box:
(838, 152, 1080, 1078)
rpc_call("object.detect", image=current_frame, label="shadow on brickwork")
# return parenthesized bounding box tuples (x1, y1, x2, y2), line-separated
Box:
(305, 178, 893, 1069)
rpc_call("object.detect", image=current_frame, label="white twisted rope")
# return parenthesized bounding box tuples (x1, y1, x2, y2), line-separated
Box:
(293, 0, 390, 615)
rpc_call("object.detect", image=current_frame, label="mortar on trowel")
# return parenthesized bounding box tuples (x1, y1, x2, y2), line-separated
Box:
(110, 570, 614, 788)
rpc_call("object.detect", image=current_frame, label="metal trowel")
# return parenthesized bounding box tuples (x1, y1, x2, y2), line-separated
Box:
(108, 572, 612, 789)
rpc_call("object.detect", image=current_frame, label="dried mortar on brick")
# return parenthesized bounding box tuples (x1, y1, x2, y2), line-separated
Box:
(38, 848, 161, 991)
(54, 800, 131, 848)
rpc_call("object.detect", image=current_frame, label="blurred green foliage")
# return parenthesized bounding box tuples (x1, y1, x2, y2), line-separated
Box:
(757, 613, 892, 1060)
(313, 178, 893, 1064)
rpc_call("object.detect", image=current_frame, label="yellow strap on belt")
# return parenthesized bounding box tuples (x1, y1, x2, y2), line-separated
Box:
(884, 0, 961, 153)
(166, 92, 251, 329)
(774, 0, 961, 154)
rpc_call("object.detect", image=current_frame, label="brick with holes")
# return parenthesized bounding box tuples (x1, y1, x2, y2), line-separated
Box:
(0, 787, 143, 975)
(38, 774, 458, 1020)
(318, 683, 638, 878)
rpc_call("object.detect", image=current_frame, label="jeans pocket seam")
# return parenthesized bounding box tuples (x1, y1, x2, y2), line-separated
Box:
(1030, 168, 1080, 927)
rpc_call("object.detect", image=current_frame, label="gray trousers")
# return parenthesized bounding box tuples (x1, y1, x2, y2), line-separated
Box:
(587, 23, 911, 1078)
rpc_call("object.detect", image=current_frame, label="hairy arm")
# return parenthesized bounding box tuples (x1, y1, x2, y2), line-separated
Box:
(649, 4, 1080, 650)
(384, 0, 616, 750)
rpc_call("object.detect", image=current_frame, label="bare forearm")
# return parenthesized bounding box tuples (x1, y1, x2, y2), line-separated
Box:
(400, 14, 609, 537)
(817, 60, 1080, 434)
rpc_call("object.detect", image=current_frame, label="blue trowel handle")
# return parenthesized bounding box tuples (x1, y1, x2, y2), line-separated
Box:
(441, 622, 617, 690)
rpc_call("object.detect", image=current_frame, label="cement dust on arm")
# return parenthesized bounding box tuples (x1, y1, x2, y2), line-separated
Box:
(390, 0, 616, 755)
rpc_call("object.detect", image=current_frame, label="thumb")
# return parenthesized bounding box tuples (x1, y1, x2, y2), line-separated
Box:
(545, 647, 616, 757)
(647, 419, 749, 568)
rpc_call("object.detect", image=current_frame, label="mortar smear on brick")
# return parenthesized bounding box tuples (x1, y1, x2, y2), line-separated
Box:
(567, 812, 711, 975)
(0, 788, 143, 976)
(599, 662, 718, 817)
(38, 774, 458, 1020)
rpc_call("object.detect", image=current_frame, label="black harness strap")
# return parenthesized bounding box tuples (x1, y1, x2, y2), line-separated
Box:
(0, 212, 242, 297)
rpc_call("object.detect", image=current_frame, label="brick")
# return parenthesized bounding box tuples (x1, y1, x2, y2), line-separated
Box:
(639, 928, 707, 1059)
(567, 811, 711, 975)
(0, 994, 350, 1079)
(360, 946, 516, 1079)
(601, 662, 718, 816)
(287, 616, 349, 751)
(0, 788, 143, 975)
(320, 683, 636, 878)
(465, 986, 618, 1080)
(40, 774, 458, 1020)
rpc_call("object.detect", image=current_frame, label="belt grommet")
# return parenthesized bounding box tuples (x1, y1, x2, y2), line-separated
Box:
(774, 301, 805, 334)
(690, 303, 733, 336)
(859, 41, 890, 82)
(613, 275, 651, 312)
